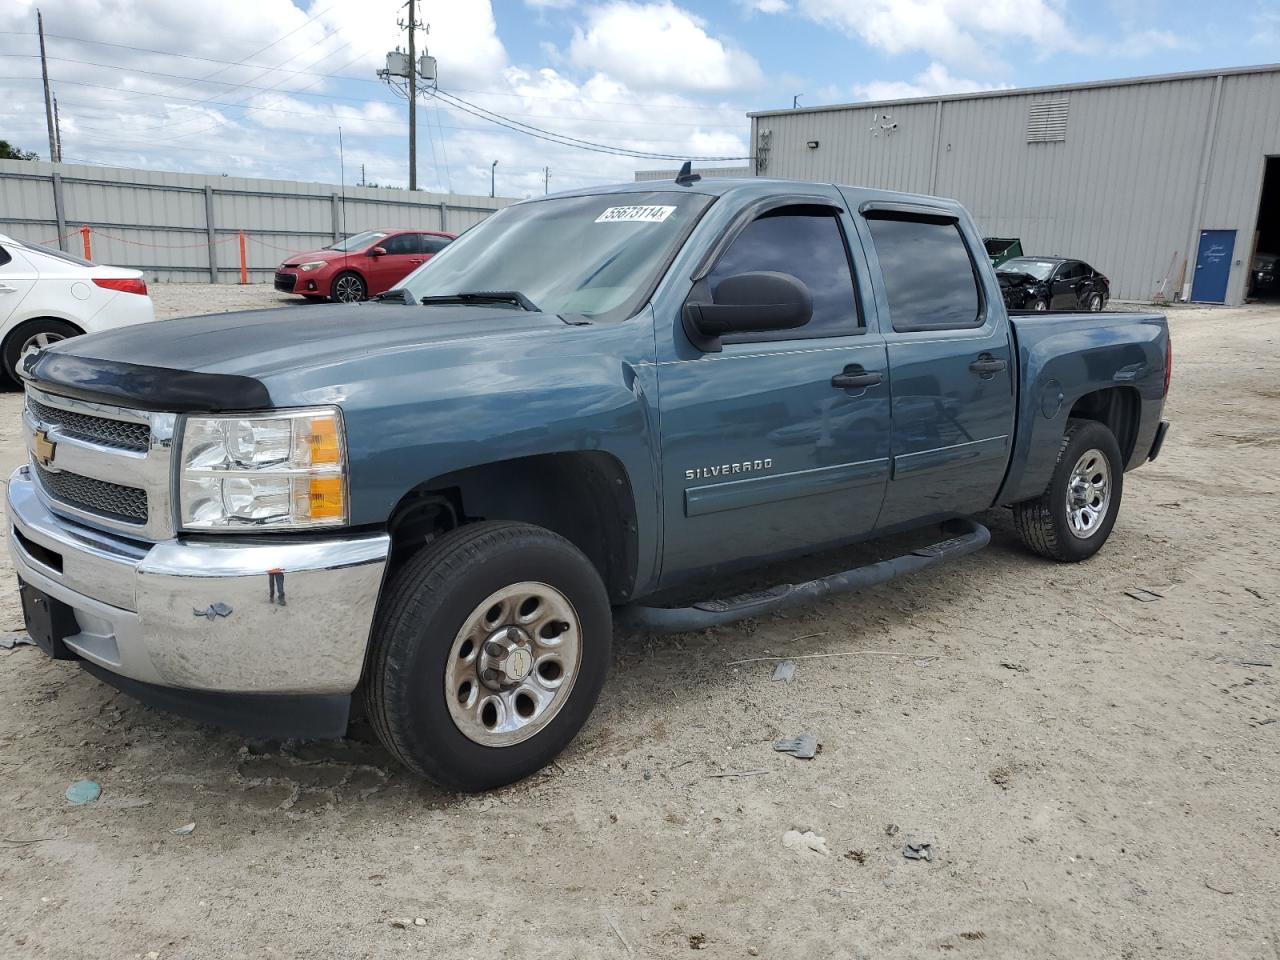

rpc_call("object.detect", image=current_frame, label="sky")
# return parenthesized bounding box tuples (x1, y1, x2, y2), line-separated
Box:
(1, 0, 1277, 199)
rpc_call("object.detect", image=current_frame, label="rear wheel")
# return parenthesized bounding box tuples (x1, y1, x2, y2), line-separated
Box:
(364, 521, 612, 791)
(2, 318, 80, 386)
(331, 272, 366, 303)
(1012, 419, 1124, 562)
(1087, 293, 1104, 312)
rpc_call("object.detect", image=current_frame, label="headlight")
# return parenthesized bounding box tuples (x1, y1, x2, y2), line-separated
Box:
(298, 260, 327, 272)
(179, 408, 347, 531)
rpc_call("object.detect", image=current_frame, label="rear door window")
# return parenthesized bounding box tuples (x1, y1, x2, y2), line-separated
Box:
(420, 234, 451, 254)
(864, 215, 982, 331)
(708, 207, 860, 341)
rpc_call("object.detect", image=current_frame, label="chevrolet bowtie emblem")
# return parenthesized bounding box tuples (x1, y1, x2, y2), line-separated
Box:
(32, 429, 56, 468)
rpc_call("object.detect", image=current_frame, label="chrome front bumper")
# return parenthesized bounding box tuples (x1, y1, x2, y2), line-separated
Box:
(6, 466, 390, 695)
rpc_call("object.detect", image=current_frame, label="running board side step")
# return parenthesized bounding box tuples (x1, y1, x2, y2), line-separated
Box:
(620, 518, 990, 634)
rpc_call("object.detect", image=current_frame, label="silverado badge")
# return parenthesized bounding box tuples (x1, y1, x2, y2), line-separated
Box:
(32, 429, 56, 469)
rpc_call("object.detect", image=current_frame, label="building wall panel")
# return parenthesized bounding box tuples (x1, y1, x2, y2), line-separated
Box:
(752, 67, 1280, 304)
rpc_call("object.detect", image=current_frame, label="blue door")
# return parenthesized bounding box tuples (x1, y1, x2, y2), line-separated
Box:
(655, 199, 891, 585)
(1191, 229, 1235, 303)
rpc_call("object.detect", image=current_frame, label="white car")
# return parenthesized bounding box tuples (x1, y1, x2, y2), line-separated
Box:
(0, 234, 155, 386)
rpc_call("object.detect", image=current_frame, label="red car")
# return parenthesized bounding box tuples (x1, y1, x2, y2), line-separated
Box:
(274, 229, 455, 303)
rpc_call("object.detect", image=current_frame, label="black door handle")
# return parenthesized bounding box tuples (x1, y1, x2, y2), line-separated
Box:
(831, 365, 883, 390)
(969, 354, 1007, 375)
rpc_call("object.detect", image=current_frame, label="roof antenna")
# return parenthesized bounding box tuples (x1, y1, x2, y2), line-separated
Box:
(674, 160, 701, 186)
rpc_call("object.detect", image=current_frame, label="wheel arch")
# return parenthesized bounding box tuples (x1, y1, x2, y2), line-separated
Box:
(1067, 386, 1141, 466)
(385, 450, 640, 603)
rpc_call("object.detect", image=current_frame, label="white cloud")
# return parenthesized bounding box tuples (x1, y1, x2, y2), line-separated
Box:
(853, 62, 1003, 101)
(568, 2, 763, 93)
(0, 0, 750, 197)
(739, 0, 790, 13)
(525, 0, 578, 8)
(1112, 28, 1191, 56)
(788, 0, 1084, 69)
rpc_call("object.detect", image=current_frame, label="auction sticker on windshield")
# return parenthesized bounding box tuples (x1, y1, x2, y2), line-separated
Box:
(595, 205, 677, 224)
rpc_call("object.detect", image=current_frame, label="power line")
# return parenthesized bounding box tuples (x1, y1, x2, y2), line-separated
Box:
(431, 88, 751, 161)
(0, 30, 745, 114)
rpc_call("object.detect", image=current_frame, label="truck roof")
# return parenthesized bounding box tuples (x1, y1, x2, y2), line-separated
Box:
(544, 176, 967, 215)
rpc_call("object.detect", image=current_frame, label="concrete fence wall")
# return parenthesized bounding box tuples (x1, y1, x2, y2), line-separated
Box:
(0, 159, 515, 283)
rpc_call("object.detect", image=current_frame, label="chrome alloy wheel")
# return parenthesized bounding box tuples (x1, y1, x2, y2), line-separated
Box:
(333, 274, 364, 302)
(17, 331, 67, 375)
(1033, 299, 1048, 312)
(1065, 448, 1111, 539)
(444, 581, 582, 747)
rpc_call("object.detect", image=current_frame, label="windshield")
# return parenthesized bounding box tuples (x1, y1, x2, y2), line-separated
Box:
(398, 191, 714, 321)
(326, 230, 387, 252)
(998, 259, 1057, 281)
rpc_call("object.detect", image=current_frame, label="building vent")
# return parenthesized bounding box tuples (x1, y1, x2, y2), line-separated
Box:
(1026, 98, 1069, 143)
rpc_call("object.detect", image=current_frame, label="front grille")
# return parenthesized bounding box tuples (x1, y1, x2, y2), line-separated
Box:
(27, 397, 150, 453)
(274, 271, 297, 291)
(33, 463, 148, 524)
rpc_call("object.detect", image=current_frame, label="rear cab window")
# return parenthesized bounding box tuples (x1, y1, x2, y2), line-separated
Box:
(863, 213, 983, 332)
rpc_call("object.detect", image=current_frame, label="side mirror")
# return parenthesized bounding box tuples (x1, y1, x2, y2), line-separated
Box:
(683, 271, 813, 351)
(369, 246, 387, 257)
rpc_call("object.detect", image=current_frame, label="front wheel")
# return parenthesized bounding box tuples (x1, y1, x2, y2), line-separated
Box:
(1032, 298, 1049, 312)
(1012, 419, 1124, 562)
(331, 271, 366, 303)
(364, 521, 612, 791)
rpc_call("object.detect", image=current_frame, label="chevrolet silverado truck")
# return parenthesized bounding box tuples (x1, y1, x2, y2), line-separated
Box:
(7, 175, 1171, 791)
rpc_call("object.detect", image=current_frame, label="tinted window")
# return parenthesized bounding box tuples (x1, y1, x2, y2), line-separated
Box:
(381, 233, 419, 255)
(709, 209, 859, 340)
(1057, 261, 1085, 280)
(865, 216, 981, 330)
(0, 245, 10, 268)
(421, 234, 451, 254)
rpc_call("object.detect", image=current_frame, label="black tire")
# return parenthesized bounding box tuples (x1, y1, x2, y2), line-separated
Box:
(2, 317, 80, 387)
(330, 271, 366, 303)
(1032, 298, 1049, 312)
(364, 521, 612, 791)
(1012, 419, 1124, 562)
(1087, 293, 1103, 312)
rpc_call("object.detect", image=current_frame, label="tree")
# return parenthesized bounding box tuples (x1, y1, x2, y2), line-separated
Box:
(0, 140, 39, 161)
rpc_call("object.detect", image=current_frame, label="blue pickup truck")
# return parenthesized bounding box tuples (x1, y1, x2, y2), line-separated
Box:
(8, 175, 1170, 790)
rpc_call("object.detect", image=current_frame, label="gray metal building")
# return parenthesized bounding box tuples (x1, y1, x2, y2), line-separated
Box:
(748, 64, 1280, 305)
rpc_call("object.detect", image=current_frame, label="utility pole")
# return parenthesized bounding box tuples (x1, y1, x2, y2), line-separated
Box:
(792, 94, 802, 109)
(360, 163, 366, 187)
(401, 0, 421, 191)
(37, 9, 57, 163)
(53, 94, 62, 162)
(491, 160, 498, 198)
(544, 166, 550, 195)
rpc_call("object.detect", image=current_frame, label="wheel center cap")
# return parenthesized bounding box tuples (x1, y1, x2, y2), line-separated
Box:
(479, 625, 535, 688)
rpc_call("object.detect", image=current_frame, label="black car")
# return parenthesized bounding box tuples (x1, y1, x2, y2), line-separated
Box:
(1250, 252, 1278, 296)
(997, 257, 1110, 312)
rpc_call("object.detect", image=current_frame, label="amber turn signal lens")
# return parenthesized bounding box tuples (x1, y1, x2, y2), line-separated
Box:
(308, 476, 345, 519)
(307, 416, 341, 466)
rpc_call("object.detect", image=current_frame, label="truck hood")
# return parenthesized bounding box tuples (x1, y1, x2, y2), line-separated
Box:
(28, 302, 572, 411)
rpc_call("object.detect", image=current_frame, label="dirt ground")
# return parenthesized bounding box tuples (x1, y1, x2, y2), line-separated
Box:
(0, 287, 1277, 960)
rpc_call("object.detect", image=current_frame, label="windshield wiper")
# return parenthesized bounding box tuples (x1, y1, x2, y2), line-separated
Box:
(420, 290, 540, 312)
(371, 288, 415, 304)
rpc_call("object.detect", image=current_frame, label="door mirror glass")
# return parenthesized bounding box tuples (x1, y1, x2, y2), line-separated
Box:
(684, 271, 812, 349)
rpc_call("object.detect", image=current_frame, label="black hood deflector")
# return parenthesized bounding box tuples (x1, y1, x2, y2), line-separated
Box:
(23, 351, 272, 413)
